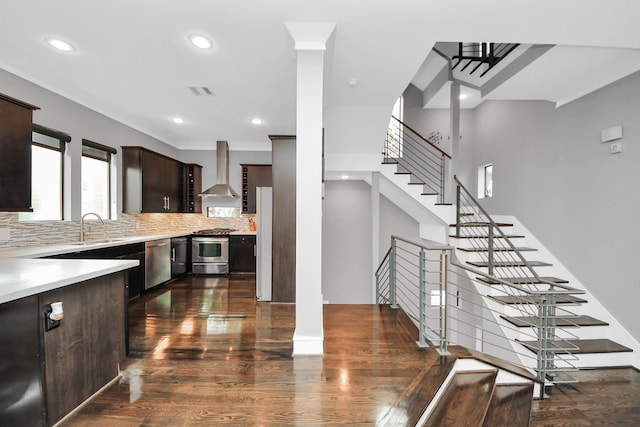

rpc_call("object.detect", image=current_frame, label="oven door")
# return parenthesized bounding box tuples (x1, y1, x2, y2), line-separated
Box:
(192, 237, 228, 263)
(192, 237, 229, 274)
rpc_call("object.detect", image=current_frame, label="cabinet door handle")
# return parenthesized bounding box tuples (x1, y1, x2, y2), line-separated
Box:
(254, 244, 257, 257)
(171, 248, 176, 262)
(167, 196, 170, 210)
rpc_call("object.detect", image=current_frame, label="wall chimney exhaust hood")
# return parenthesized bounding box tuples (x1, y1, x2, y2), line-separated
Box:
(199, 140, 239, 198)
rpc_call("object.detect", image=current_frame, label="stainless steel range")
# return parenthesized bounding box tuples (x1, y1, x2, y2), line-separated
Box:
(191, 228, 236, 274)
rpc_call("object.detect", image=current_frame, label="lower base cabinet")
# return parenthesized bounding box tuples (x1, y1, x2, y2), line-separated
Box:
(0, 296, 44, 427)
(0, 271, 127, 426)
(40, 272, 126, 425)
(229, 235, 257, 273)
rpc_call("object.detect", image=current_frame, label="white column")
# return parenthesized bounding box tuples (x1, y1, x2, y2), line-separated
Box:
(286, 22, 336, 355)
(371, 172, 380, 303)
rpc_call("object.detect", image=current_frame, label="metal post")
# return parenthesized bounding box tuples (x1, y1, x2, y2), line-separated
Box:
(417, 249, 427, 348)
(440, 155, 445, 204)
(456, 186, 461, 238)
(488, 224, 494, 276)
(537, 294, 549, 399)
(438, 250, 449, 355)
(390, 238, 397, 309)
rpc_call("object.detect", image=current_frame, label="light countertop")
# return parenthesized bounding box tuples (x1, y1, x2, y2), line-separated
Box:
(0, 258, 138, 304)
(0, 231, 257, 304)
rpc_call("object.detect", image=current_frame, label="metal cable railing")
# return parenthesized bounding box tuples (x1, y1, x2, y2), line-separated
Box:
(384, 116, 450, 203)
(376, 205, 588, 398)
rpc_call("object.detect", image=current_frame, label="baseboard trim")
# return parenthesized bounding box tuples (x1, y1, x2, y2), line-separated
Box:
(292, 331, 324, 355)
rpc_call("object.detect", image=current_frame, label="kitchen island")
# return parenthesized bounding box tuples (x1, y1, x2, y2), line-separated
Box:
(0, 257, 137, 426)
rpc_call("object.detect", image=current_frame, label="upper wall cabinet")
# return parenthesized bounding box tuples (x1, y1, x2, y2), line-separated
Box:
(0, 93, 40, 212)
(241, 164, 272, 214)
(122, 147, 201, 214)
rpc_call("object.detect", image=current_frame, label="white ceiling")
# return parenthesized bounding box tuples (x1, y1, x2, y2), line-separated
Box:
(2, 1, 640, 151)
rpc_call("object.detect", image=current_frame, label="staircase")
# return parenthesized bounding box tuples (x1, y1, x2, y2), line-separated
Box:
(377, 127, 637, 402)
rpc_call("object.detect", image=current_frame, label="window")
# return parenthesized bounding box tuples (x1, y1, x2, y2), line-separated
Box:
(478, 163, 493, 199)
(386, 96, 404, 158)
(19, 124, 69, 221)
(82, 139, 116, 219)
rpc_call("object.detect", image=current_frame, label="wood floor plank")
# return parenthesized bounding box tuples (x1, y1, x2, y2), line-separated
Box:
(423, 370, 497, 427)
(57, 274, 638, 426)
(483, 383, 534, 427)
(61, 275, 440, 426)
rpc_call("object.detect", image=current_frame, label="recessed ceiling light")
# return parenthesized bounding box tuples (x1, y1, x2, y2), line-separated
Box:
(251, 118, 263, 125)
(189, 34, 212, 49)
(340, 175, 349, 180)
(45, 37, 75, 52)
(172, 117, 185, 124)
(459, 93, 468, 100)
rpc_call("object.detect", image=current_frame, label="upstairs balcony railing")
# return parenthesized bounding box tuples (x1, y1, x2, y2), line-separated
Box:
(452, 42, 520, 77)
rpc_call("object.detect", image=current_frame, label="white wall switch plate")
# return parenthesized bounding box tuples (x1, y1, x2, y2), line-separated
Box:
(610, 142, 623, 154)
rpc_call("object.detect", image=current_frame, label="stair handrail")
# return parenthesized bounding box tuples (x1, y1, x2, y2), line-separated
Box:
(453, 175, 584, 294)
(375, 234, 584, 399)
(390, 116, 451, 160)
(385, 116, 451, 203)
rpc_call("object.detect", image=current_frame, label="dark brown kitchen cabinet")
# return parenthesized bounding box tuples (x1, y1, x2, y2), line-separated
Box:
(185, 163, 202, 213)
(241, 164, 272, 213)
(0, 92, 40, 212)
(270, 135, 296, 303)
(122, 146, 186, 213)
(229, 234, 256, 273)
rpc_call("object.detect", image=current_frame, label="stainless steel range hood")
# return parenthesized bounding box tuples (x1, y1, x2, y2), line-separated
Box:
(199, 140, 239, 198)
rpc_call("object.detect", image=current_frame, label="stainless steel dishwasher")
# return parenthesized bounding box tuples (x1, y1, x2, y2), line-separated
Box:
(145, 238, 171, 289)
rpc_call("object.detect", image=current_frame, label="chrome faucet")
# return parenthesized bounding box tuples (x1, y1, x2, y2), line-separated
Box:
(80, 212, 105, 242)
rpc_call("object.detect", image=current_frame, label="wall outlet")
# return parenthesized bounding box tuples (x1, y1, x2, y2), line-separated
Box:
(611, 142, 623, 154)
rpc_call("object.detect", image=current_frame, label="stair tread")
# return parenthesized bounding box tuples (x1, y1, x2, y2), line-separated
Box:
(488, 295, 587, 305)
(467, 260, 552, 268)
(378, 356, 457, 426)
(501, 315, 609, 328)
(482, 383, 534, 427)
(425, 370, 497, 427)
(458, 247, 537, 252)
(518, 338, 633, 354)
(477, 276, 569, 285)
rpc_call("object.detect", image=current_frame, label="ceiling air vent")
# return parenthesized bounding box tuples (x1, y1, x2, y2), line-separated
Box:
(188, 86, 215, 96)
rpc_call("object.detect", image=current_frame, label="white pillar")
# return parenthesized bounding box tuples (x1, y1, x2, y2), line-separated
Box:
(371, 172, 380, 303)
(285, 22, 336, 356)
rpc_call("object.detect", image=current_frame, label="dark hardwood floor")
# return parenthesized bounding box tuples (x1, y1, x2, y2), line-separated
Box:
(60, 274, 640, 426)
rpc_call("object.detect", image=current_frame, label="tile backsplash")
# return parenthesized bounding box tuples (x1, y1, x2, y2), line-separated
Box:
(0, 212, 255, 248)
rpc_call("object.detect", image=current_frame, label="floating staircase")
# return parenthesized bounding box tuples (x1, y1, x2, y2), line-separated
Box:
(378, 147, 636, 397)
(450, 219, 634, 373)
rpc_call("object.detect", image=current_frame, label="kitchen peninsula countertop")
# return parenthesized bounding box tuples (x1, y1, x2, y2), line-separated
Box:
(0, 231, 256, 304)
(0, 258, 138, 304)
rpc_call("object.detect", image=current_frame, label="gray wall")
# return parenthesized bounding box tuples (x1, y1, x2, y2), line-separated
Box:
(470, 71, 640, 341)
(321, 180, 425, 304)
(322, 180, 372, 303)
